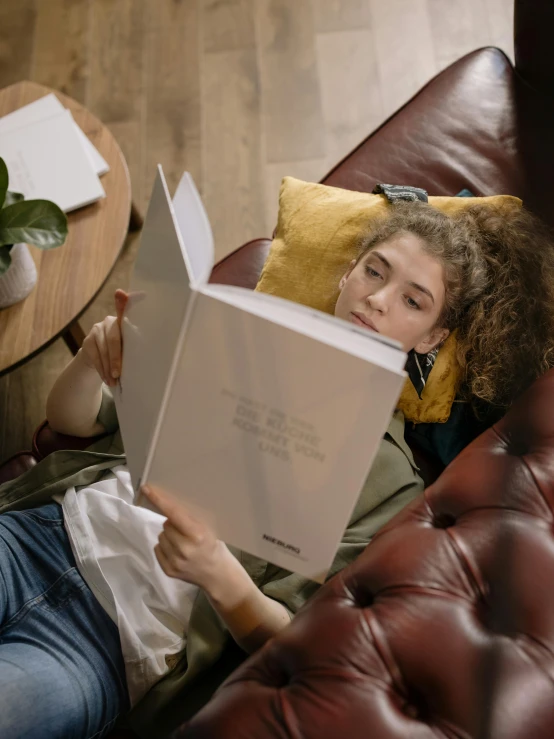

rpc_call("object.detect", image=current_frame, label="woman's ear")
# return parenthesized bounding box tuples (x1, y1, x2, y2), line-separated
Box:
(339, 259, 357, 290)
(414, 326, 450, 354)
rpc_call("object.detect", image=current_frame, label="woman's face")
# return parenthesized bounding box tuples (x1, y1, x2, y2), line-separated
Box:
(334, 232, 450, 353)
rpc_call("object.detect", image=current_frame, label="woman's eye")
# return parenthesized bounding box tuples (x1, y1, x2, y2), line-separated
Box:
(366, 266, 381, 278)
(406, 296, 421, 310)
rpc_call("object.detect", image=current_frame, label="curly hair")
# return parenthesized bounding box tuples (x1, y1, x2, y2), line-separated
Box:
(357, 200, 554, 422)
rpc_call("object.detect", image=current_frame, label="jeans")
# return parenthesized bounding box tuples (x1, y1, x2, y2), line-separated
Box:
(0, 503, 129, 739)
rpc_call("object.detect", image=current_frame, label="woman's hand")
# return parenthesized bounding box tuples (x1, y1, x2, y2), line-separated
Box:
(80, 289, 129, 387)
(142, 483, 292, 654)
(142, 484, 230, 591)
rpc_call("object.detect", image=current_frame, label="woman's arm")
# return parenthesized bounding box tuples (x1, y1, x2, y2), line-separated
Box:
(46, 291, 129, 437)
(46, 349, 106, 437)
(200, 546, 291, 654)
(143, 484, 292, 654)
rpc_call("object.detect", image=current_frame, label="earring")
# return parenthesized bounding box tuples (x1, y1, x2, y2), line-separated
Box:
(414, 353, 426, 389)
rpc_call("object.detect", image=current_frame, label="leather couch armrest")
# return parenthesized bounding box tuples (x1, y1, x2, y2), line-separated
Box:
(209, 238, 272, 289)
(0, 452, 37, 485)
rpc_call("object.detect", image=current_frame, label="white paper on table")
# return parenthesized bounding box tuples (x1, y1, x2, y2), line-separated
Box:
(0, 94, 109, 176)
(0, 109, 105, 212)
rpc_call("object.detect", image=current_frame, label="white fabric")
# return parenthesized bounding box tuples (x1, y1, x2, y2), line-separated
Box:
(59, 464, 199, 705)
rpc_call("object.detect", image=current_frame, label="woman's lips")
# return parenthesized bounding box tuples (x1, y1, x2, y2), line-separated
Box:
(351, 312, 379, 332)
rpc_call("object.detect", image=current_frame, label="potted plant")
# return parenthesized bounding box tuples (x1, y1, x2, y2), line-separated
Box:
(0, 156, 68, 309)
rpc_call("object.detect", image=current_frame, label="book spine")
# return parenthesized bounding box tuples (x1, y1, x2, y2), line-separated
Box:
(139, 289, 199, 491)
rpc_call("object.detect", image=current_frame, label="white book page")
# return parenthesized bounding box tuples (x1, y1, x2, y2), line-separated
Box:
(0, 94, 109, 176)
(171, 172, 214, 286)
(0, 110, 105, 212)
(145, 293, 405, 583)
(114, 166, 195, 492)
(201, 283, 406, 374)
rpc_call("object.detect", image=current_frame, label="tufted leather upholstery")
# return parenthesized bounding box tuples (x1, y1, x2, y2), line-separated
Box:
(177, 367, 554, 739)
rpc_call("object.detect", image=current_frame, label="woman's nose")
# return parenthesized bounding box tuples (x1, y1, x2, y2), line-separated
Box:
(366, 290, 388, 312)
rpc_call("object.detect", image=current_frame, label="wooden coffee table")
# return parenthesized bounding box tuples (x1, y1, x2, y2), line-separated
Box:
(0, 80, 142, 377)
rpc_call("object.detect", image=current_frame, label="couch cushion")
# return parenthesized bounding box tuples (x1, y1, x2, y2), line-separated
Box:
(254, 176, 520, 424)
(256, 177, 520, 316)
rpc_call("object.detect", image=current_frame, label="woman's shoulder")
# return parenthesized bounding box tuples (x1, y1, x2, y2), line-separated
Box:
(404, 398, 493, 468)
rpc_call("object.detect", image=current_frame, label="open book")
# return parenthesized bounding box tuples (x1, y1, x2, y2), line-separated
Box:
(114, 166, 408, 583)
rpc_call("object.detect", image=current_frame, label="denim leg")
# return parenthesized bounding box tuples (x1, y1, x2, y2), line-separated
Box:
(0, 503, 129, 739)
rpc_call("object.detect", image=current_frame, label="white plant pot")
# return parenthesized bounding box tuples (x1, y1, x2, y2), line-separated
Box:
(0, 243, 38, 309)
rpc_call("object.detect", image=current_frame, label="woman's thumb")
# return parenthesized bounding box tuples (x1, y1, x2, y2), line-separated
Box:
(114, 289, 129, 326)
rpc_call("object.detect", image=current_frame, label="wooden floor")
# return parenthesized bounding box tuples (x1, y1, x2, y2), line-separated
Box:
(0, 0, 514, 464)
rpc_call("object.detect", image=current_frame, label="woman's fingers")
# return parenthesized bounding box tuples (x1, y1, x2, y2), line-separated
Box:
(157, 528, 185, 563)
(81, 310, 124, 386)
(94, 323, 113, 385)
(161, 521, 198, 553)
(104, 317, 122, 380)
(84, 325, 110, 385)
(84, 337, 107, 384)
(154, 543, 177, 579)
(114, 289, 129, 328)
(142, 484, 200, 537)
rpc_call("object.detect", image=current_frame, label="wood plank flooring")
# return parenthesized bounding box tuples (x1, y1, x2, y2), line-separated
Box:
(0, 0, 514, 463)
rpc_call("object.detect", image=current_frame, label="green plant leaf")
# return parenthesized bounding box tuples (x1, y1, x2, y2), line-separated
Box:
(0, 199, 68, 248)
(4, 190, 24, 206)
(0, 158, 8, 210)
(0, 245, 12, 276)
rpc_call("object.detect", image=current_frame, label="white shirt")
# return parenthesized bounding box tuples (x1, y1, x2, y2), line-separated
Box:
(58, 464, 199, 705)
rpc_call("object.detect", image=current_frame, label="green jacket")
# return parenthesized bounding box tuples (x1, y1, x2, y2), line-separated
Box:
(0, 386, 424, 737)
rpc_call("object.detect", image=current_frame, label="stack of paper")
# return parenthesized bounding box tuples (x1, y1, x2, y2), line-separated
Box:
(0, 94, 109, 213)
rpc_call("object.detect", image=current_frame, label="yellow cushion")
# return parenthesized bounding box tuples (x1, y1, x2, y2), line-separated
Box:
(255, 177, 522, 423)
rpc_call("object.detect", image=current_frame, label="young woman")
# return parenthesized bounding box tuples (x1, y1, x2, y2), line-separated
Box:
(0, 201, 553, 739)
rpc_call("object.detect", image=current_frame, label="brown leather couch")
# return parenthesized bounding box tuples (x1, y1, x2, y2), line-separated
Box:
(1, 0, 554, 736)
